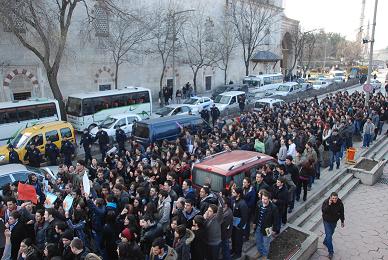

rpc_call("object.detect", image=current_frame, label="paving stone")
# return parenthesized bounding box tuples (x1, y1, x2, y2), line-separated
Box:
(313, 183, 388, 259)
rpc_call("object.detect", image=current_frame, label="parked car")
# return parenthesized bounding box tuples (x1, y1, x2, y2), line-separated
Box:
(269, 82, 303, 96)
(214, 91, 246, 113)
(312, 80, 332, 90)
(132, 115, 210, 146)
(183, 96, 213, 112)
(192, 150, 276, 191)
(211, 84, 249, 99)
(90, 113, 142, 139)
(0, 164, 57, 191)
(153, 104, 192, 118)
(253, 98, 286, 112)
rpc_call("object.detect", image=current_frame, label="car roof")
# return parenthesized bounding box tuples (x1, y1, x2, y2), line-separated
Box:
(138, 115, 201, 125)
(0, 163, 28, 174)
(165, 104, 191, 109)
(22, 121, 73, 134)
(218, 91, 245, 96)
(194, 150, 274, 176)
(279, 82, 298, 86)
(109, 113, 140, 119)
(255, 98, 284, 103)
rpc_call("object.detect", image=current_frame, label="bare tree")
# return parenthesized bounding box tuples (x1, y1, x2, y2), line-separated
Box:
(181, 12, 219, 91)
(289, 27, 304, 76)
(103, 14, 151, 89)
(146, 2, 187, 94)
(303, 32, 316, 75)
(0, 0, 119, 119)
(216, 18, 237, 84)
(228, 0, 280, 76)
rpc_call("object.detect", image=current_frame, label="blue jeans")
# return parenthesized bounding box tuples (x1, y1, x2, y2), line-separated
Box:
(363, 133, 371, 147)
(255, 228, 272, 257)
(329, 151, 341, 170)
(323, 221, 337, 254)
(220, 239, 231, 260)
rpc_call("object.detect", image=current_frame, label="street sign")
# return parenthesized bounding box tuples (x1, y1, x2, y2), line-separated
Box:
(363, 83, 373, 93)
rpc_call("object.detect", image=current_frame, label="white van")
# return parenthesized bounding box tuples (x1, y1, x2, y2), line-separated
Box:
(244, 73, 283, 98)
(253, 98, 285, 112)
(90, 113, 142, 139)
(214, 91, 246, 113)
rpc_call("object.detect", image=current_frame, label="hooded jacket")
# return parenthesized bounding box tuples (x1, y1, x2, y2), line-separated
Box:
(157, 195, 172, 228)
(173, 229, 195, 260)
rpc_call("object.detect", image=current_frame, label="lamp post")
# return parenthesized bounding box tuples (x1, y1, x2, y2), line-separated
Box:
(170, 9, 195, 98)
(365, 0, 378, 106)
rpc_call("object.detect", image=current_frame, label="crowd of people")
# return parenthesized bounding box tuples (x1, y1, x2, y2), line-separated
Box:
(0, 89, 387, 260)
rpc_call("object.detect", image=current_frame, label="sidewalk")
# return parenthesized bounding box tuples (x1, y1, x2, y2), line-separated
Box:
(310, 164, 388, 260)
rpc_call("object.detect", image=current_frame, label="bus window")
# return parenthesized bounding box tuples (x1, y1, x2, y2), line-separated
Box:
(17, 106, 38, 121)
(45, 130, 59, 142)
(37, 103, 57, 118)
(67, 97, 82, 116)
(82, 99, 94, 116)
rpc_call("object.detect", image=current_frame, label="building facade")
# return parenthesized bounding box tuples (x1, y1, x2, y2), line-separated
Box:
(0, 0, 298, 102)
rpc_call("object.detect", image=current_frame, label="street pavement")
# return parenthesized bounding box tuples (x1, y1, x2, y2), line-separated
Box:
(310, 163, 388, 260)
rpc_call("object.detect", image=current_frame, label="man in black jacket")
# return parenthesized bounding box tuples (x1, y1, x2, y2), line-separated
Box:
(9, 211, 27, 260)
(95, 126, 109, 159)
(271, 177, 288, 225)
(220, 197, 233, 260)
(321, 192, 345, 259)
(327, 129, 343, 171)
(253, 190, 280, 259)
(231, 187, 248, 259)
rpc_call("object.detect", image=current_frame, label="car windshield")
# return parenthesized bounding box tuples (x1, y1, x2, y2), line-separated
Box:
(133, 124, 149, 139)
(184, 98, 199, 105)
(100, 117, 117, 129)
(11, 133, 31, 149)
(66, 97, 82, 116)
(156, 107, 174, 116)
(214, 95, 231, 104)
(214, 86, 228, 94)
(276, 85, 290, 92)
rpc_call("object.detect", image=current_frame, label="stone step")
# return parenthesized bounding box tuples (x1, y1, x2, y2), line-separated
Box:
(302, 178, 360, 232)
(292, 173, 354, 227)
(363, 134, 388, 160)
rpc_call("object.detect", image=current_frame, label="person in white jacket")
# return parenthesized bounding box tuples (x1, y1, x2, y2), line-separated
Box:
(287, 139, 297, 158)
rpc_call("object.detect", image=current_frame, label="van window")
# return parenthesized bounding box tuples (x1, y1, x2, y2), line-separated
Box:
(230, 96, 236, 104)
(0, 175, 12, 188)
(155, 123, 177, 138)
(60, 127, 72, 139)
(227, 172, 245, 188)
(193, 168, 224, 192)
(127, 116, 137, 124)
(29, 134, 43, 146)
(45, 130, 59, 142)
(133, 124, 149, 138)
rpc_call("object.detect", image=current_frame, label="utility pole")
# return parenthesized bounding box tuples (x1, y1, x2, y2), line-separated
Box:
(365, 0, 378, 106)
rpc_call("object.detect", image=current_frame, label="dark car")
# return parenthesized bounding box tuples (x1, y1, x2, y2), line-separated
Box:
(211, 84, 249, 99)
(132, 115, 210, 146)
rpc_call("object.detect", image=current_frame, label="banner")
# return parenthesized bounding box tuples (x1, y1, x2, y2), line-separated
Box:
(18, 183, 38, 204)
(63, 194, 74, 212)
(44, 192, 58, 209)
(83, 173, 90, 196)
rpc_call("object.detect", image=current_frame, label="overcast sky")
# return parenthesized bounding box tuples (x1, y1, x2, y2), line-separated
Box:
(283, 0, 388, 50)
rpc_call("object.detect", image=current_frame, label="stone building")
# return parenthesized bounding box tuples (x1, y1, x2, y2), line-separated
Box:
(0, 0, 298, 102)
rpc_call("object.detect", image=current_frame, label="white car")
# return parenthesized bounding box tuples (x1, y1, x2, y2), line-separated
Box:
(312, 80, 333, 90)
(90, 113, 142, 138)
(370, 79, 382, 91)
(153, 104, 192, 118)
(183, 96, 213, 113)
(253, 98, 285, 112)
(270, 82, 303, 96)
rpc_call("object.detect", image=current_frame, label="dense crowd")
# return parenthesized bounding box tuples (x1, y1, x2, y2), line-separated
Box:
(0, 90, 387, 260)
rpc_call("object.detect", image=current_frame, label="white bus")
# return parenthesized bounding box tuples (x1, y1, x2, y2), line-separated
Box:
(0, 98, 61, 145)
(244, 73, 284, 98)
(66, 87, 152, 131)
(243, 73, 283, 87)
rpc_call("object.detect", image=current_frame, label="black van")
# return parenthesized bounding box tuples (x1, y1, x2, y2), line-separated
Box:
(132, 115, 210, 146)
